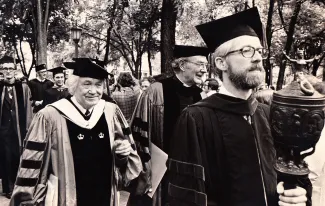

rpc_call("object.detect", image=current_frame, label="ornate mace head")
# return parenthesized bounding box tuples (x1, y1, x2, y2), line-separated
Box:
(271, 72, 325, 176)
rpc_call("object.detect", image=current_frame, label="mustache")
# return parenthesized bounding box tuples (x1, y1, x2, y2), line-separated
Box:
(249, 65, 264, 72)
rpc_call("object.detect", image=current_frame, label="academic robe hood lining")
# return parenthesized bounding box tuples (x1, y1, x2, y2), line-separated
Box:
(49, 99, 106, 129)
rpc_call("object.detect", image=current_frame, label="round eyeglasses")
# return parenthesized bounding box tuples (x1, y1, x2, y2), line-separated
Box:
(183, 60, 210, 69)
(225, 46, 269, 58)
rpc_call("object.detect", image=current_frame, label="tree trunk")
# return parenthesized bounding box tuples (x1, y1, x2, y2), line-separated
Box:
(265, 0, 275, 86)
(36, 0, 47, 66)
(147, 27, 153, 76)
(104, 0, 118, 66)
(276, 0, 302, 90)
(161, 0, 177, 75)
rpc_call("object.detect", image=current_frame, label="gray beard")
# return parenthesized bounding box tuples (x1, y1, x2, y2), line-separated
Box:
(228, 68, 264, 90)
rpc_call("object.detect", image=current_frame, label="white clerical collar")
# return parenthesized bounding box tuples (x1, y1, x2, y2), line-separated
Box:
(71, 96, 94, 115)
(37, 77, 46, 82)
(218, 86, 238, 98)
(175, 74, 192, 87)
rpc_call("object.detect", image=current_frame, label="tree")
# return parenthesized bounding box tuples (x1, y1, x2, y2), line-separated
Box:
(160, 0, 178, 75)
(1, 0, 72, 76)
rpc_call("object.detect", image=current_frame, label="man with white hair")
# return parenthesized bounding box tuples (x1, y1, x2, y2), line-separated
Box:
(168, 8, 310, 206)
(130, 45, 209, 206)
(10, 58, 142, 206)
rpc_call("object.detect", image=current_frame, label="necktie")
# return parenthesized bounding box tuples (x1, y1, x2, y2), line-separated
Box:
(7, 87, 13, 99)
(85, 110, 91, 120)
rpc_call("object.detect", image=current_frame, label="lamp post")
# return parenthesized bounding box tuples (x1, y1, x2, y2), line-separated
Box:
(269, 56, 275, 87)
(71, 26, 82, 58)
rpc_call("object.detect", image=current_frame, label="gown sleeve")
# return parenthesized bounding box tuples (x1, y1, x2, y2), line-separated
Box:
(168, 109, 207, 206)
(113, 105, 143, 188)
(10, 111, 52, 206)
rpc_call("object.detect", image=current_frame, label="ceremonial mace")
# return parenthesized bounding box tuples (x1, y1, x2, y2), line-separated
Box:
(271, 71, 325, 188)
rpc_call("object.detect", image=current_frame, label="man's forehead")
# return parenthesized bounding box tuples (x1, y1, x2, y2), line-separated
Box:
(79, 77, 104, 83)
(1, 62, 15, 68)
(186, 55, 208, 62)
(228, 35, 262, 50)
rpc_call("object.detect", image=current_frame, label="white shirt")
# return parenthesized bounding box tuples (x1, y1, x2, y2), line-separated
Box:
(206, 90, 217, 97)
(218, 85, 237, 98)
(36, 77, 46, 82)
(71, 96, 94, 115)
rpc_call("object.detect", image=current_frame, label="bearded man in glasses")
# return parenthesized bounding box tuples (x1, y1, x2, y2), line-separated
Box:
(168, 8, 311, 206)
(130, 45, 209, 206)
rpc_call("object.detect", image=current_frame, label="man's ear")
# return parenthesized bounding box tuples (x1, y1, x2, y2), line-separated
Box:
(179, 61, 186, 71)
(214, 57, 228, 72)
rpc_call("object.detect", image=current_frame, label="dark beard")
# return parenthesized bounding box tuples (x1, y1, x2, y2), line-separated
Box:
(228, 66, 264, 90)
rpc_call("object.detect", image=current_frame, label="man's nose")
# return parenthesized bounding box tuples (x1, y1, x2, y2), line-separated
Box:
(252, 51, 263, 63)
(88, 85, 97, 94)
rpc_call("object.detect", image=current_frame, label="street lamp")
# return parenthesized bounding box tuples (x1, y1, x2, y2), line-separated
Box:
(71, 26, 82, 58)
(269, 56, 275, 87)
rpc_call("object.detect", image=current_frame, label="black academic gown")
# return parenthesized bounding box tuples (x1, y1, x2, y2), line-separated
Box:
(28, 79, 54, 113)
(0, 82, 31, 194)
(168, 94, 311, 206)
(43, 86, 70, 106)
(130, 76, 202, 206)
(66, 113, 112, 206)
(160, 76, 202, 153)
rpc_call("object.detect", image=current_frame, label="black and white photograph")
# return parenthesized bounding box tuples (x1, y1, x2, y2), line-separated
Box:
(0, 0, 325, 205)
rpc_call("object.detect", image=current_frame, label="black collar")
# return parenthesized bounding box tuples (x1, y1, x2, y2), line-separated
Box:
(192, 93, 258, 116)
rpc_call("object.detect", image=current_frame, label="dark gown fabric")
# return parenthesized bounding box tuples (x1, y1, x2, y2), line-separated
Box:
(43, 87, 70, 106)
(129, 76, 202, 206)
(168, 93, 312, 206)
(66, 113, 112, 206)
(0, 83, 27, 194)
(160, 76, 202, 153)
(28, 79, 54, 113)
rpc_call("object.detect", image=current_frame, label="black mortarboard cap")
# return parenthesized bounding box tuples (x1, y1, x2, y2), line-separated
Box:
(0, 55, 21, 64)
(63, 62, 77, 70)
(173, 45, 210, 59)
(196, 7, 265, 52)
(72, 58, 109, 80)
(73, 57, 114, 77)
(35, 64, 47, 72)
(49, 66, 66, 77)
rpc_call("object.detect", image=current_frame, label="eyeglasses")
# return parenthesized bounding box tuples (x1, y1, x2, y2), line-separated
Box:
(183, 60, 210, 69)
(225, 46, 268, 58)
(2, 67, 15, 71)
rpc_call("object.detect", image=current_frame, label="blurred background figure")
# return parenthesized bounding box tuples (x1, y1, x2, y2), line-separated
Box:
(203, 78, 220, 97)
(140, 77, 155, 92)
(28, 64, 54, 113)
(0, 72, 4, 83)
(111, 72, 141, 123)
(305, 80, 325, 206)
(140, 77, 151, 91)
(43, 67, 70, 106)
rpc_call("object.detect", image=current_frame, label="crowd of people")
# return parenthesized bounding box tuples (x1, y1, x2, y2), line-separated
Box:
(0, 7, 324, 206)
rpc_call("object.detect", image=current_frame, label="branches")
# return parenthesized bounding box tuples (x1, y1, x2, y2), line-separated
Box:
(277, 0, 288, 35)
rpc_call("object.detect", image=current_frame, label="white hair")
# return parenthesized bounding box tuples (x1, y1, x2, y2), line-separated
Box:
(212, 39, 237, 80)
(65, 74, 80, 95)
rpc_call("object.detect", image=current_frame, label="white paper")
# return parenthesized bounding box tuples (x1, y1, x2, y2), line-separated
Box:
(147, 143, 168, 198)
